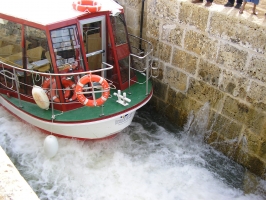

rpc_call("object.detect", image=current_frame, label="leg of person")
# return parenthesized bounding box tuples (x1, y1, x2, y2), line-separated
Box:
(235, 0, 242, 9)
(239, 1, 247, 14)
(224, 0, 235, 7)
(205, 0, 213, 7)
(252, 4, 258, 15)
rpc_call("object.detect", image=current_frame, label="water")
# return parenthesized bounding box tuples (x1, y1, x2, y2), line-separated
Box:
(0, 104, 265, 200)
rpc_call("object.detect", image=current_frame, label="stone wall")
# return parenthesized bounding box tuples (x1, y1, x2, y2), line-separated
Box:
(118, 0, 266, 179)
(0, 146, 39, 199)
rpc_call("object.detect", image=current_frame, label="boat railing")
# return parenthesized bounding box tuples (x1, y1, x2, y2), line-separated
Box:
(128, 34, 157, 95)
(0, 60, 113, 79)
(0, 60, 114, 118)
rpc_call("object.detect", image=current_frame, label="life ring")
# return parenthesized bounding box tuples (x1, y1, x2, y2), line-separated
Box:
(61, 77, 77, 102)
(42, 78, 60, 103)
(75, 74, 110, 107)
(72, 0, 101, 13)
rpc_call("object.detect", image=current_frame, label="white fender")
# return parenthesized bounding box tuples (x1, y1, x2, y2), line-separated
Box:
(32, 85, 50, 110)
(44, 135, 59, 158)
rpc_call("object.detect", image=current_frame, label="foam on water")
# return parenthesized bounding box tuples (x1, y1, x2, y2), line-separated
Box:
(0, 105, 265, 200)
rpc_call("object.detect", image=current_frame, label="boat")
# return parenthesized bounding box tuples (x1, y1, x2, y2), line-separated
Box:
(0, 0, 155, 140)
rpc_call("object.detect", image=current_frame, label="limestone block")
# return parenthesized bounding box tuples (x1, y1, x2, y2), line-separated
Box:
(147, 0, 178, 21)
(166, 87, 203, 126)
(146, 15, 160, 39)
(204, 128, 219, 145)
(242, 128, 261, 154)
(146, 0, 156, 16)
(207, 130, 239, 156)
(217, 43, 248, 72)
(164, 104, 182, 125)
(146, 37, 160, 57)
(222, 96, 265, 134)
(178, 2, 191, 25)
(127, 27, 139, 38)
(179, 2, 208, 32)
(187, 79, 225, 111)
(164, 66, 188, 91)
(210, 12, 266, 54)
(172, 48, 197, 75)
(156, 97, 168, 114)
(247, 55, 266, 83)
(222, 96, 248, 124)
(209, 12, 243, 43)
(0, 147, 39, 200)
(246, 111, 266, 136)
(208, 112, 242, 140)
(155, 61, 164, 81)
(184, 31, 218, 61)
(152, 79, 168, 101)
(161, 24, 183, 47)
(125, 8, 140, 30)
(219, 69, 248, 99)
(124, 0, 141, 8)
(158, 42, 172, 63)
(247, 81, 266, 111)
(259, 141, 266, 161)
(239, 153, 265, 178)
(152, 97, 187, 126)
(167, 86, 186, 106)
(198, 59, 220, 87)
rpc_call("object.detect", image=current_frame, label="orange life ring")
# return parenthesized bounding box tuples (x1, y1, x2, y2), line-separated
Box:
(61, 77, 77, 102)
(72, 0, 101, 13)
(75, 74, 110, 107)
(42, 78, 60, 103)
(42, 78, 77, 103)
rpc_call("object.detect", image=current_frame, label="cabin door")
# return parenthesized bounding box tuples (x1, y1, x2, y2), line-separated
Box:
(79, 16, 106, 76)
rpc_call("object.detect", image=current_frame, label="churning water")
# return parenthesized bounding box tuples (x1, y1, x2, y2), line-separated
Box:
(0, 104, 265, 200)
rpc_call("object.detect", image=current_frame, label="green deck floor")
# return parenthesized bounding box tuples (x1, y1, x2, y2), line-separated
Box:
(1, 73, 152, 122)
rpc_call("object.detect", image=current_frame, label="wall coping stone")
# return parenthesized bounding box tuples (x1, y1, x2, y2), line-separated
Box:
(0, 146, 39, 199)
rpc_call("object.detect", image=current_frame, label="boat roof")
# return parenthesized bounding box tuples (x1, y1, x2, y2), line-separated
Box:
(0, 0, 123, 26)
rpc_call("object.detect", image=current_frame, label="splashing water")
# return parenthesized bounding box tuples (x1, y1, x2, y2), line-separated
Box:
(0, 104, 265, 200)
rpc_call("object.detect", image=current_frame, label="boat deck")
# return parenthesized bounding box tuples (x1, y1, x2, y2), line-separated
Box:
(1, 72, 152, 122)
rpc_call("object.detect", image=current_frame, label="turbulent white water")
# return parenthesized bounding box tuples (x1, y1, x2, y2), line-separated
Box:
(0, 104, 265, 200)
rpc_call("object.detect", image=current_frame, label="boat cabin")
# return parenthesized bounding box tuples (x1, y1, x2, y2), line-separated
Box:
(0, 0, 147, 111)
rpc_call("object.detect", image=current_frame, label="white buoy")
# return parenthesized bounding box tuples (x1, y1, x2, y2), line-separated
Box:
(44, 135, 59, 158)
(32, 85, 50, 110)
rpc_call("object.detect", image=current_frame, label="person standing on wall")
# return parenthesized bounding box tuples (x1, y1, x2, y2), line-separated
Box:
(191, 0, 213, 7)
(239, 0, 260, 15)
(224, 0, 243, 9)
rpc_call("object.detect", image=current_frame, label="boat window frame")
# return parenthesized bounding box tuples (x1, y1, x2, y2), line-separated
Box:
(79, 15, 107, 78)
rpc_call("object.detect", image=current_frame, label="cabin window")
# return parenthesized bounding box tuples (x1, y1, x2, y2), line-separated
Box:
(25, 26, 51, 72)
(0, 18, 22, 65)
(109, 15, 135, 85)
(110, 15, 127, 46)
(50, 25, 83, 72)
(83, 21, 102, 71)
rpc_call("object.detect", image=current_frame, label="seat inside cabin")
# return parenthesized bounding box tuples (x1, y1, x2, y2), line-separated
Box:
(0, 32, 51, 73)
(0, 19, 54, 69)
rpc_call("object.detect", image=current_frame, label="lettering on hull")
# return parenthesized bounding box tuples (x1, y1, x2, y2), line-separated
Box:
(115, 113, 133, 125)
